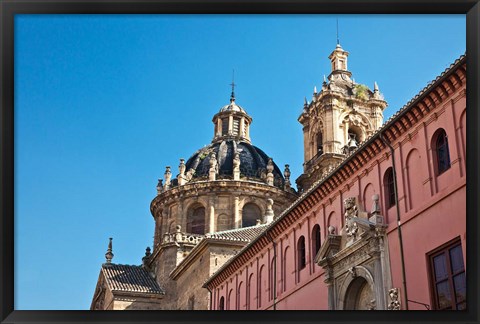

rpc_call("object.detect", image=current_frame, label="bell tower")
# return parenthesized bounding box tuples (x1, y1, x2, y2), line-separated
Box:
(296, 43, 388, 191)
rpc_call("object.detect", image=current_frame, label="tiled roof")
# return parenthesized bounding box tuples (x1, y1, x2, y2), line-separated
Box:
(205, 224, 268, 242)
(101, 264, 164, 295)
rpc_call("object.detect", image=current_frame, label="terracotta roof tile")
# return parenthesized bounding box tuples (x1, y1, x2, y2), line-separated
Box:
(205, 224, 268, 242)
(101, 264, 164, 295)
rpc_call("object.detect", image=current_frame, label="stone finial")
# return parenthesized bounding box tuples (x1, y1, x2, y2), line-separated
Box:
(313, 86, 317, 94)
(156, 179, 163, 195)
(178, 159, 186, 185)
(328, 225, 336, 235)
(179, 159, 186, 176)
(322, 75, 328, 90)
(175, 225, 182, 242)
(209, 152, 218, 181)
(303, 97, 308, 110)
(266, 158, 274, 186)
(283, 164, 291, 190)
(233, 152, 241, 180)
(373, 81, 381, 99)
(255, 219, 261, 226)
(264, 198, 274, 224)
(371, 194, 380, 214)
(369, 194, 384, 225)
(105, 238, 114, 264)
(142, 246, 151, 267)
(164, 166, 172, 189)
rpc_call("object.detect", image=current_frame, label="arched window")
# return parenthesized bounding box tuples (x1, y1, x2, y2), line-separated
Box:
(297, 236, 306, 270)
(311, 225, 321, 262)
(316, 132, 323, 154)
(186, 205, 205, 234)
(227, 289, 234, 310)
(242, 203, 261, 228)
(269, 258, 275, 301)
(384, 167, 395, 209)
(237, 282, 243, 310)
(219, 296, 225, 310)
(258, 266, 264, 308)
(433, 129, 450, 175)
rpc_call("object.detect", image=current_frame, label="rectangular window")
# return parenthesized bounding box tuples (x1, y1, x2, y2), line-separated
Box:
(428, 239, 466, 310)
(221, 118, 228, 135)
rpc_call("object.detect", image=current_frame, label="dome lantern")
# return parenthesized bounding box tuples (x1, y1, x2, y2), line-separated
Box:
(212, 83, 252, 144)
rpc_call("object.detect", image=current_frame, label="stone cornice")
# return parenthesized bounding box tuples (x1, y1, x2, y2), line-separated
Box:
(150, 179, 298, 216)
(203, 54, 466, 290)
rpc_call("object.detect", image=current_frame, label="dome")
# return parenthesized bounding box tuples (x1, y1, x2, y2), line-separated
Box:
(184, 140, 285, 187)
(219, 101, 246, 113)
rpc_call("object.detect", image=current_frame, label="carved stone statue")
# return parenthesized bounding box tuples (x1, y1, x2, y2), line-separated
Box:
(233, 152, 240, 180)
(164, 166, 172, 190)
(185, 168, 195, 181)
(209, 152, 218, 181)
(344, 197, 359, 239)
(178, 159, 186, 185)
(387, 288, 401, 310)
(283, 164, 291, 190)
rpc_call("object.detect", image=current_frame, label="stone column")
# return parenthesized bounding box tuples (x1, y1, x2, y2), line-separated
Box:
(240, 117, 245, 137)
(208, 197, 215, 233)
(218, 119, 222, 136)
(228, 115, 233, 134)
(234, 196, 240, 229)
(343, 121, 349, 148)
(370, 239, 386, 310)
(324, 270, 336, 310)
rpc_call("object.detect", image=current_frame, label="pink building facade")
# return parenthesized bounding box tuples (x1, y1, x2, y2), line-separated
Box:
(204, 55, 467, 311)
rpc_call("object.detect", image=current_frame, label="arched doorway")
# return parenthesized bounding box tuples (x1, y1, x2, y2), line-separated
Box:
(344, 277, 374, 310)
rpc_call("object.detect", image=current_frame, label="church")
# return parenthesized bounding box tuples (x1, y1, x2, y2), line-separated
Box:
(90, 42, 466, 311)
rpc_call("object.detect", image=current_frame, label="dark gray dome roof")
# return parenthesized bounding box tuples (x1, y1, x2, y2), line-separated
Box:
(184, 140, 285, 187)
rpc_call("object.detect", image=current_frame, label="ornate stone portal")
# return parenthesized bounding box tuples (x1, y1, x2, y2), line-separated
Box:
(315, 195, 394, 310)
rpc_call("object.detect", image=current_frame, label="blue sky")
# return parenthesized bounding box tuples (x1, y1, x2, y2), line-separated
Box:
(14, 14, 465, 310)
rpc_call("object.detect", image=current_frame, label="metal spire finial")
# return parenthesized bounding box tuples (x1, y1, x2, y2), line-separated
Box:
(336, 18, 340, 46)
(230, 69, 236, 103)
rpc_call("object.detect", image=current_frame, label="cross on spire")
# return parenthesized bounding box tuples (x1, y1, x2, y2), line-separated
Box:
(230, 69, 236, 102)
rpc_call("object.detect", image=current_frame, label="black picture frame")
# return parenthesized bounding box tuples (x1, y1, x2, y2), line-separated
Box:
(1, 1, 478, 323)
